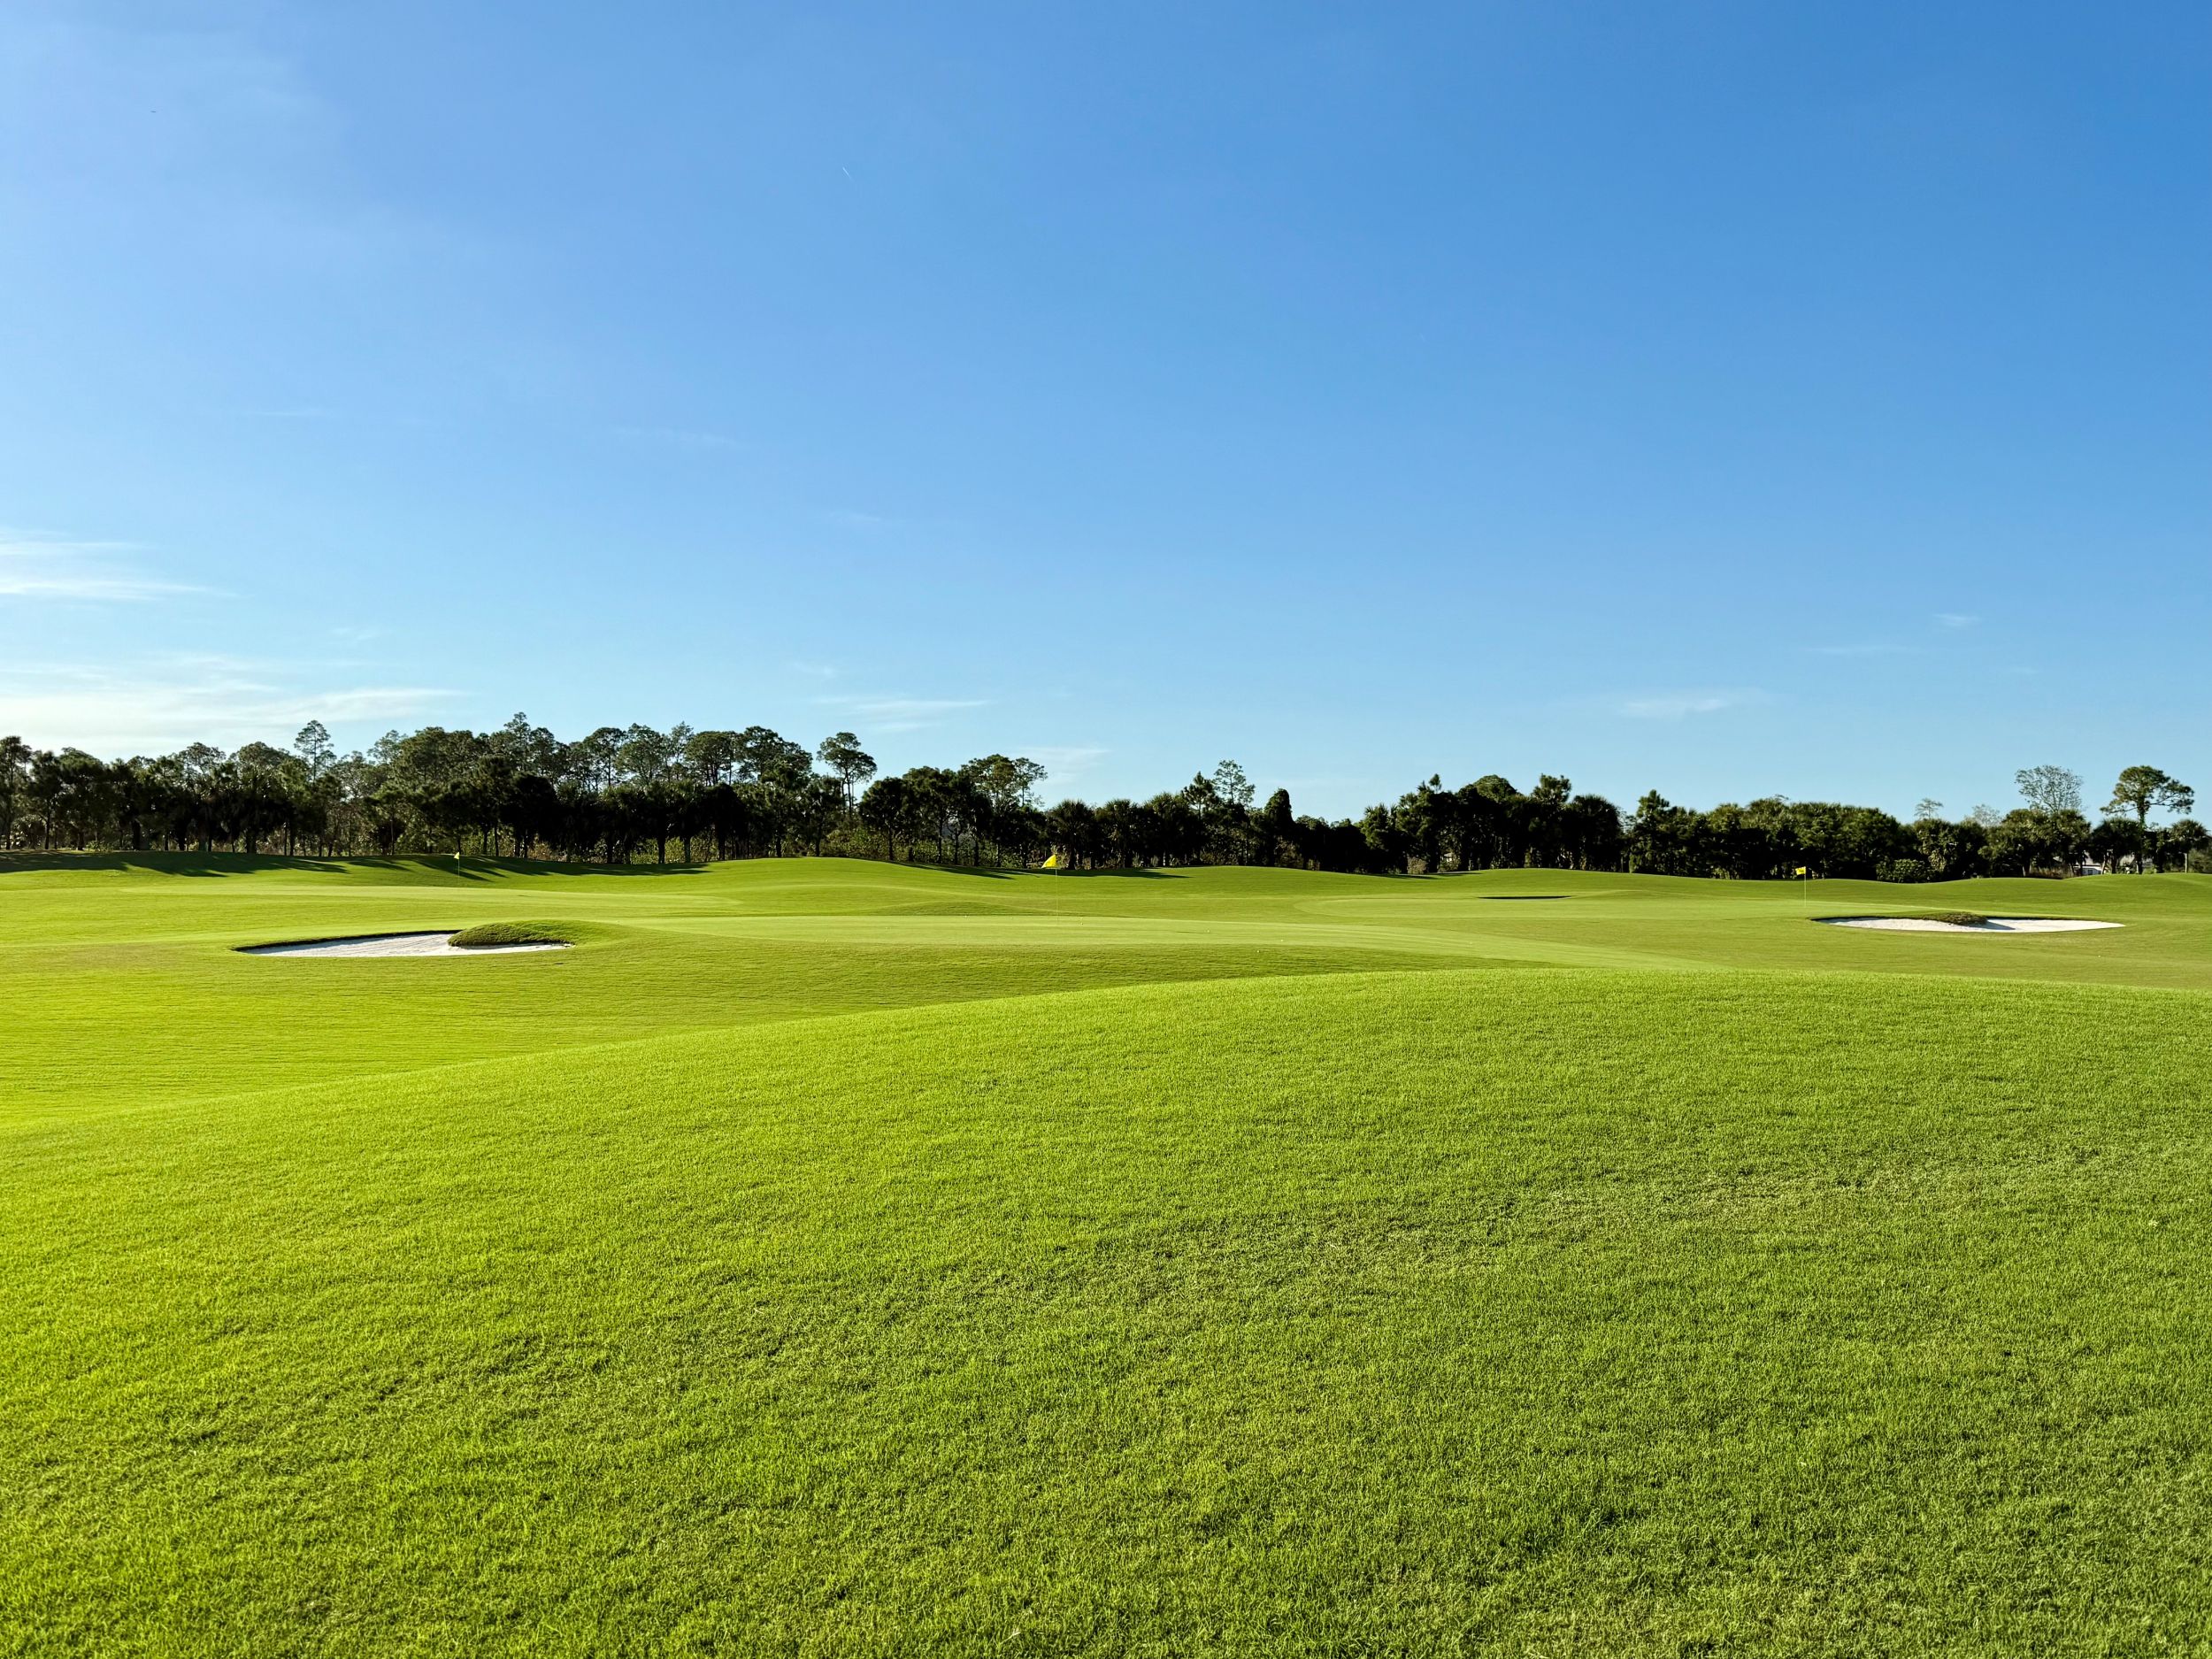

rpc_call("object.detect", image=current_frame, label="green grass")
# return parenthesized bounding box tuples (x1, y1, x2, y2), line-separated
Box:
(4, 855, 2211, 1654)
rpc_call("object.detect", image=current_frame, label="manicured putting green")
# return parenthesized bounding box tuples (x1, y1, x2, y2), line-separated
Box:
(2, 855, 2208, 1655)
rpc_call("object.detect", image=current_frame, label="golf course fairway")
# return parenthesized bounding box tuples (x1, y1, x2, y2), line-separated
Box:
(4, 855, 2209, 1655)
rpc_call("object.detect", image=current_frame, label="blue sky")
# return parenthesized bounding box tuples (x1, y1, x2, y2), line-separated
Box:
(3, 2, 2205, 819)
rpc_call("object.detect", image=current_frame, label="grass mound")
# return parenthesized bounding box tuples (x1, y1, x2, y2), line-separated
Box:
(445, 920, 574, 949)
(1918, 910, 1992, 927)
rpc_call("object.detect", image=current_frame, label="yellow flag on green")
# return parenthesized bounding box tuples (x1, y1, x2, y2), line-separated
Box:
(1793, 865, 1808, 877)
(1041, 852, 1062, 870)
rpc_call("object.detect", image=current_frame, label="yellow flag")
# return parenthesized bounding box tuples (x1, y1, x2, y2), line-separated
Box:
(1041, 852, 1062, 870)
(1793, 866, 1808, 877)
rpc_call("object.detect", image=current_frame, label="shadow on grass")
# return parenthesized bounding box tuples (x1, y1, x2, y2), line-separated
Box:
(459, 857, 707, 879)
(0, 850, 711, 880)
(0, 851, 1396, 884)
(865, 860, 1178, 880)
(915, 865, 1186, 880)
(0, 851, 345, 879)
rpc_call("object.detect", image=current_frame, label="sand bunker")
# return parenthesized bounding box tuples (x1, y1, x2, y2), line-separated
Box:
(1818, 917, 2120, 934)
(241, 932, 569, 957)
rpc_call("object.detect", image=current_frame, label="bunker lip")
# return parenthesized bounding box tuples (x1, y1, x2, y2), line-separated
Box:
(1816, 916, 2122, 934)
(239, 932, 571, 957)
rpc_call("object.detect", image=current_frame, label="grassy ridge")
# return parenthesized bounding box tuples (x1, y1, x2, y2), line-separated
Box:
(4, 967, 2209, 1654)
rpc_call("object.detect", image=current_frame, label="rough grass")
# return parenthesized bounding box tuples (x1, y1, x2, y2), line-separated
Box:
(446, 919, 576, 949)
(1919, 910, 1993, 926)
(4, 857, 2212, 1654)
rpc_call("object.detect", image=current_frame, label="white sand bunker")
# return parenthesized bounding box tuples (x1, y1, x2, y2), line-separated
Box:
(241, 932, 569, 957)
(1818, 917, 2121, 934)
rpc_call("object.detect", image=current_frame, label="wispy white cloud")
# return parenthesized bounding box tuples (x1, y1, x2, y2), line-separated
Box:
(828, 695, 989, 719)
(787, 660, 839, 681)
(818, 692, 991, 734)
(1618, 688, 1765, 721)
(0, 533, 201, 602)
(825, 509, 891, 530)
(1936, 612, 1980, 630)
(0, 657, 449, 754)
(1023, 745, 1108, 784)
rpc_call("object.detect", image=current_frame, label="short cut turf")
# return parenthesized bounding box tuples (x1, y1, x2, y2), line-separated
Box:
(3, 856, 2209, 1653)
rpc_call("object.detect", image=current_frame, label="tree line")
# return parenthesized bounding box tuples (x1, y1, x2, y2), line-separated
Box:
(1, 721, 2202, 879)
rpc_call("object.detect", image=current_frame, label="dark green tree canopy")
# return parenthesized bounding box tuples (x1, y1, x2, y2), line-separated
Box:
(8, 726, 2193, 878)
(2108, 765, 2194, 828)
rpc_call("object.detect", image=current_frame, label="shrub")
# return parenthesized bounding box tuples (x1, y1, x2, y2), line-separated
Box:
(1918, 911, 1990, 928)
(1877, 857, 1930, 884)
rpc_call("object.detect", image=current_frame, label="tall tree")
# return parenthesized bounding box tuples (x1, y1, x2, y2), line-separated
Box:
(1628, 791, 1700, 876)
(681, 729, 741, 788)
(961, 755, 1047, 863)
(235, 741, 307, 855)
(2016, 764, 2084, 819)
(2162, 818, 2209, 872)
(617, 725, 678, 786)
(1392, 778, 1447, 873)
(1045, 798, 1100, 868)
(491, 713, 567, 780)
(1360, 803, 1408, 872)
(1255, 787, 1294, 867)
(2107, 766, 2195, 863)
(818, 732, 878, 810)
(1989, 807, 2090, 877)
(293, 721, 335, 780)
(857, 776, 911, 860)
(0, 734, 27, 848)
(1210, 760, 1256, 813)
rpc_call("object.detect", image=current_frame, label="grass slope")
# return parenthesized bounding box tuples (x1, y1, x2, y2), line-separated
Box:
(4, 856, 2211, 1653)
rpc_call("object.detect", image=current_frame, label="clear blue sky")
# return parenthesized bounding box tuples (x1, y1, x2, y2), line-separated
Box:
(4, 2, 2206, 819)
